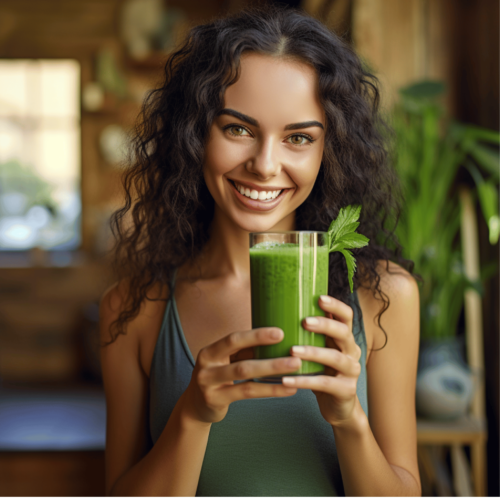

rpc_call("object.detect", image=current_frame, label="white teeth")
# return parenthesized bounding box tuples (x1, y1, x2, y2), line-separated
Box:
(234, 182, 282, 201)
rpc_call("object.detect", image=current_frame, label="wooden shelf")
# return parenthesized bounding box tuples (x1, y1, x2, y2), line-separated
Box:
(125, 51, 171, 70)
(417, 415, 487, 444)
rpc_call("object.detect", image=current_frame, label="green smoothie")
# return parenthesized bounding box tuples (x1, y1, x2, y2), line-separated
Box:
(249, 239, 329, 381)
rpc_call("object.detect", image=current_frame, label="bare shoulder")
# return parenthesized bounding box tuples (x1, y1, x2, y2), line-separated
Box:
(99, 279, 169, 376)
(100, 279, 168, 339)
(357, 260, 422, 494)
(99, 279, 169, 495)
(358, 257, 416, 291)
(357, 260, 420, 352)
(377, 259, 418, 297)
(357, 260, 419, 309)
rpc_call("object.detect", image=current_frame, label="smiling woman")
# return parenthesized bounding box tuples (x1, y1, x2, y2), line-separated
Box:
(99, 4, 421, 497)
(202, 53, 325, 222)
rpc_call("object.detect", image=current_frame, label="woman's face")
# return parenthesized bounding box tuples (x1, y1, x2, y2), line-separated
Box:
(203, 52, 325, 233)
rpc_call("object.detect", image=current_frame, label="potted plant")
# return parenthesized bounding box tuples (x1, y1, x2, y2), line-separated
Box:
(389, 81, 499, 420)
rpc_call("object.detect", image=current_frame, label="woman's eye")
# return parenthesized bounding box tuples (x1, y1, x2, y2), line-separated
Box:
(287, 134, 314, 146)
(227, 125, 249, 137)
(225, 125, 314, 147)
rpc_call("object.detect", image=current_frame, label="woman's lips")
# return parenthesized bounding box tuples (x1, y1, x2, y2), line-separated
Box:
(227, 179, 291, 212)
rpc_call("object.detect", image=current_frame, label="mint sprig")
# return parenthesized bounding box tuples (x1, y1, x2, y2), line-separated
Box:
(327, 205, 369, 293)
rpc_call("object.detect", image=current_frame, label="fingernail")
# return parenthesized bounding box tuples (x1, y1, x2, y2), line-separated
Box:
(291, 346, 305, 354)
(320, 295, 332, 303)
(282, 377, 296, 385)
(271, 329, 283, 339)
(305, 317, 319, 325)
(287, 357, 301, 367)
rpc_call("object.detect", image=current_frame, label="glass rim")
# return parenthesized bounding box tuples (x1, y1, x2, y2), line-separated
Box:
(250, 231, 327, 235)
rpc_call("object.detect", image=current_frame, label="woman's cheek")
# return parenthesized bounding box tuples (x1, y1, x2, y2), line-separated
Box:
(205, 134, 247, 176)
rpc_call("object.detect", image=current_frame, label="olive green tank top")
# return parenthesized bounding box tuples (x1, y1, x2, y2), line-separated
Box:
(148, 268, 369, 496)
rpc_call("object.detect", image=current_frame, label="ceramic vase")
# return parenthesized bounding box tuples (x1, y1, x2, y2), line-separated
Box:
(416, 337, 475, 420)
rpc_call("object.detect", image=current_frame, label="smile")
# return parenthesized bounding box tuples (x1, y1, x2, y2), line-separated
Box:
(227, 179, 292, 212)
(233, 181, 283, 201)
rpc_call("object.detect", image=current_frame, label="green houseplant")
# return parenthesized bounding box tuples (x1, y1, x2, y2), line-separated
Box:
(389, 81, 499, 419)
(390, 81, 499, 341)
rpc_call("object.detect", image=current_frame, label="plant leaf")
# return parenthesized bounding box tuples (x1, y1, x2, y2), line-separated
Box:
(457, 123, 500, 144)
(399, 81, 446, 100)
(326, 204, 369, 294)
(327, 205, 362, 244)
(340, 249, 356, 294)
(330, 233, 369, 252)
(465, 143, 500, 181)
(476, 181, 500, 244)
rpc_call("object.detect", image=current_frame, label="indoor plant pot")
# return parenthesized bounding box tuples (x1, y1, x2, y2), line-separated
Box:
(416, 337, 475, 420)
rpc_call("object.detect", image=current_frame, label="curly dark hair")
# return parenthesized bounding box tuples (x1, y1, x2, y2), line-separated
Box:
(106, 4, 419, 350)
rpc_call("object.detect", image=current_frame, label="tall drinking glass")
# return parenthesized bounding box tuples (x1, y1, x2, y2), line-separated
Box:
(249, 231, 329, 383)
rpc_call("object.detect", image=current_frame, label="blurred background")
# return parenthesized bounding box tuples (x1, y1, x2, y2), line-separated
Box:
(0, 0, 498, 496)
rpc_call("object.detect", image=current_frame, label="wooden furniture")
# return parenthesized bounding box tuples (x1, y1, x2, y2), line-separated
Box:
(0, 451, 105, 496)
(416, 187, 488, 496)
(0, 385, 106, 496)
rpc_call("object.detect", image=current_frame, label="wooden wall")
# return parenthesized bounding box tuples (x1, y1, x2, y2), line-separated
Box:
(351, 0, 499, 495)
(352, 0, 456, 112)
(0, 0, 246, 383)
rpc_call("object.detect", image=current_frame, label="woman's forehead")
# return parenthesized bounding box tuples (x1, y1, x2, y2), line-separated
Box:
(222, 53, 324, 127)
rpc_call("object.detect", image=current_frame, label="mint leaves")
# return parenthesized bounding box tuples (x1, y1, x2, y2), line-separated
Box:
(327, 205, 369, 293)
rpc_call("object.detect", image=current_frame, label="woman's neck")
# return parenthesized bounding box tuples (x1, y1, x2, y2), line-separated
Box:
(186, 206, 296, 284)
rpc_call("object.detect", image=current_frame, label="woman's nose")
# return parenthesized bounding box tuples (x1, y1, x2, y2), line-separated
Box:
(244, 138, 282, 180)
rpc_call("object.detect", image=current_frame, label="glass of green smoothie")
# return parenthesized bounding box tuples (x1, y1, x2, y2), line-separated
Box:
(249, 231, 329, 383)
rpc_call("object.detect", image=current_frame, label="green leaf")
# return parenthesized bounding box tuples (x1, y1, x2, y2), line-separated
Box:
(399, 81, 446, 100)
(466, 143, 500, 181)
(457, 123, 500, 144)
(342, 221, 361, 234)
(330, 233, 369, 252)
(476, 181, 500, 244)
(327, 205, 362, 243)
(340, 249, 356, 294)
(326, 204, 370, 294)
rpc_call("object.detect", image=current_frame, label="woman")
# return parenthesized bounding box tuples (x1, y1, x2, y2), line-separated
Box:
(100, 5, 421, 496)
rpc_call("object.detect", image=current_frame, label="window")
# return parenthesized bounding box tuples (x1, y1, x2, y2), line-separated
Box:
(0, 59, 81, 252)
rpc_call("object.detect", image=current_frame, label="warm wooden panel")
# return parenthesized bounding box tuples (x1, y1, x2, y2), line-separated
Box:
(0, 261, 111, 382)
(352, 0, 455, 113)
(417, 416, 487, 444)
(0, 451, 105, 496)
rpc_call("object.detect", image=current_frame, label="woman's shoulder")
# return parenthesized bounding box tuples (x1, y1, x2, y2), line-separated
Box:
(356, 259, 419, 352)
(99, 279, 170, 376)
(357, 259, 418, 303)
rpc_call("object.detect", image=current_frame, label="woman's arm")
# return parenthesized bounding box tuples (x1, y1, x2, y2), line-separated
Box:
(334, 262, 421, 496)
(100, 283, 212, 496)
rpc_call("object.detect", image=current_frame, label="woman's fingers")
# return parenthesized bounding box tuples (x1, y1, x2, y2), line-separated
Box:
(319, 295, 354, 329)
(282, 373, 357, 398)
(200, 356, 302, 386)
(186, 327, 300, 425)
(198, 327, 283, 367)
(291, 345, 361, 377)
(209, 381, 298, 408)
(301, 314, 360, 359)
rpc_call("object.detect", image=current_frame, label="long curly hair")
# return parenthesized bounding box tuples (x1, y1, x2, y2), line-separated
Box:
(106, 4, 419, 349)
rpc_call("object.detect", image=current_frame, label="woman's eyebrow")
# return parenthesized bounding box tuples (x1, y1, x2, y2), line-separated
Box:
(217, 108, 324, 130)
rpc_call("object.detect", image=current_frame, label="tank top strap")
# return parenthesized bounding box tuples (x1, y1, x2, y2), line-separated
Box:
(349, 289, 367, 350)
(170, 267, 179, 296)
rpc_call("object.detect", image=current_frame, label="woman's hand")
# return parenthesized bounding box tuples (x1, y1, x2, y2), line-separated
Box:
(179, 327, 301, 425)
(282, 295, 362, 428)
